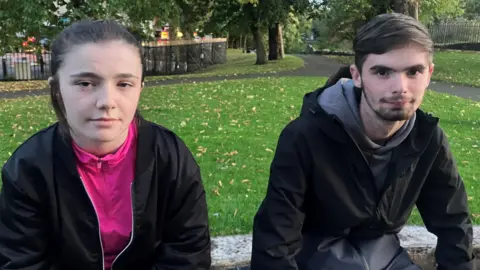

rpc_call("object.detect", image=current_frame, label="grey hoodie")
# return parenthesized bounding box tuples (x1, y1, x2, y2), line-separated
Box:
(318, 79, 416, 192)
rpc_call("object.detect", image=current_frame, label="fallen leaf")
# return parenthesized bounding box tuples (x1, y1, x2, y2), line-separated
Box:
(224, 150, 239, 156)
(212, 187, 221, 196)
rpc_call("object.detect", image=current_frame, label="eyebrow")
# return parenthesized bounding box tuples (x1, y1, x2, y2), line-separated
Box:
(70, 72, 140, 79)
(70, 72, 102, 80)
(115, 73, 140, 79)
(369, 64, 426, 72)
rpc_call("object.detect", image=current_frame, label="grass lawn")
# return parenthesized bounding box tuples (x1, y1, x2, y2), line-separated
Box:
(0, 49, 304, 93)
(0, 77, 479, 236)
(326, 50, 480, 88)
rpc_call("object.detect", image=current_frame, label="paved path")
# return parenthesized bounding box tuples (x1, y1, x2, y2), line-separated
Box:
(0, 54, 478, 101)
(293, 54, 480, 101)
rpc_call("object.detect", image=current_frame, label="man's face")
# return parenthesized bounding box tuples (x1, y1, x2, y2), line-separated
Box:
(350, 44, 434, 122)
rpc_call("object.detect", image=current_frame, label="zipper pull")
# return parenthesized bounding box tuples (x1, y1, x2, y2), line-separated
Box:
(97, 159, 102, 170)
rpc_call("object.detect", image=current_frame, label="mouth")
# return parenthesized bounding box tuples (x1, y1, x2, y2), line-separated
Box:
(90, 118, 119, 122)
(385, 99, 412, 106)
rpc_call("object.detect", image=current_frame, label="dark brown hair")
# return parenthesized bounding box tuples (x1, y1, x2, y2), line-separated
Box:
(49, 19, 144, 132)
(353, 13, 434, 73)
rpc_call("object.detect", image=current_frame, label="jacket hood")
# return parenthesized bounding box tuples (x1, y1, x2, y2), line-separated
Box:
(300, 66, 352, 117)
(298, 67, 439, 148)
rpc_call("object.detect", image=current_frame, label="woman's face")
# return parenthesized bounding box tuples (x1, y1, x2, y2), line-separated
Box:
(55, 40, 143, 153)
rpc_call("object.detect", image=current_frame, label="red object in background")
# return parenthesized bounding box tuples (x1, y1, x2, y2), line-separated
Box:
(28, 37, 36, 42)
(22, 41, 28, 47)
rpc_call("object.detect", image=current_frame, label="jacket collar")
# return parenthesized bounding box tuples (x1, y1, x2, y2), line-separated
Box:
(54, 116, 156, 180)
(300, 68, 439, 156)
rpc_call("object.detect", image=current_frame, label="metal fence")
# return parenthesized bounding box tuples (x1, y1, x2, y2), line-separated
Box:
(428, 21, 480, 46)
(0, 38, 227, 81)
(0, 52, 51, 81)
(142, 38, 227, 76)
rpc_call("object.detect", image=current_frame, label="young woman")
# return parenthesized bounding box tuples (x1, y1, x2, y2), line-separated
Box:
(0, 20, 211, 270)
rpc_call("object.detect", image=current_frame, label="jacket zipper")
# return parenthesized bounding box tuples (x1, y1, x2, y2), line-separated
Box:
(361, 256, 370, 270)
(331, 115, 383, 270)
(352, 244, 370, 270)
(111, 183, 135, 270)
(79, 176, 105, 270)
(331, 116, 375, 180)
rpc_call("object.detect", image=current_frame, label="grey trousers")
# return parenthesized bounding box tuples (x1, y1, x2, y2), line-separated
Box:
(296, 234, 422, 270)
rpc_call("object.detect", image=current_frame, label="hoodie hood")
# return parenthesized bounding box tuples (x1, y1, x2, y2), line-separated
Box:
(315, 75, 416, 192)
(317, 79, 416, 153)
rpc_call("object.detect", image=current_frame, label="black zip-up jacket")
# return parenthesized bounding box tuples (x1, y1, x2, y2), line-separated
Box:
(251, 77, 475, 270)
(0, 118, 211, 270)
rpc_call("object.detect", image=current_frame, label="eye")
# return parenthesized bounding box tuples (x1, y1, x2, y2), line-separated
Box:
(407, 69, 421, 77)
(375, 69, 392, 77)
(118, 82, 133, 88)
(76, 81, 94, 88)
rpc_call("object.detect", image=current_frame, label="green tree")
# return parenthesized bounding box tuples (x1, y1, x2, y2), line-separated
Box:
(263, 0, 311, 60)
(204, 0, 268, 64)
(314, 0, 465, 43)
(463, 0, 480, 20)
(242, 0, 268, 64)
(283, 13, 313, 54)
(174, 0, 214, 39)
(204, 0, 315, 64)
(419, 0, 465, 23)
(0, 0, 214, 52)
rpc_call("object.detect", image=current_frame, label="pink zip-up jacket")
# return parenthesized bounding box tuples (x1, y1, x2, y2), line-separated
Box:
(73, 122, 137, 270)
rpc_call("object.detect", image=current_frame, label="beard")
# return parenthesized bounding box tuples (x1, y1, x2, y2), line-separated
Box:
(361, 83, 416, 122)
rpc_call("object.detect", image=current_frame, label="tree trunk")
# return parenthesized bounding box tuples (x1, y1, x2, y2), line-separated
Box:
(393, 0, 418, 19)
(239, 34, 243, 50)
(252, 25, 266, 65)
(376, 1, 390, 14)
(183, 31, 193, 40)
(169, 26, 177, 41)
(409, 0, 419, 20)
(277, 23, 284, 60)
(393, 0, 409, 15)
(268, 24, 278, 60)
(243, 34, 247, 53)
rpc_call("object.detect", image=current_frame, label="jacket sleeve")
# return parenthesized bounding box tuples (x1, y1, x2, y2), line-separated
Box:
(153, 149, 211, 270)
(251, 124, 309, 270)
(0, 169, 52, 270)
(416, 129, 475, 270)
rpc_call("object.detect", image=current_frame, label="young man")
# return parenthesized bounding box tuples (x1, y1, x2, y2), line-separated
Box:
(251, 13, 475, 270)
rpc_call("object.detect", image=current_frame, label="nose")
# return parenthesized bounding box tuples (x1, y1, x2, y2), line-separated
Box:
(96, 83, 117, 110)
(392, 73, 409, 95)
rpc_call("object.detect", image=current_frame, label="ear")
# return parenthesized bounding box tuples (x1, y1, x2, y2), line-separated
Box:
(426, 63, 435, 87)
(350, 64, 362, 88)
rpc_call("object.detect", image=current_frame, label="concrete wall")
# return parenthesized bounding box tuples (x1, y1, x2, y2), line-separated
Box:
(211, 226, 480, 269)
